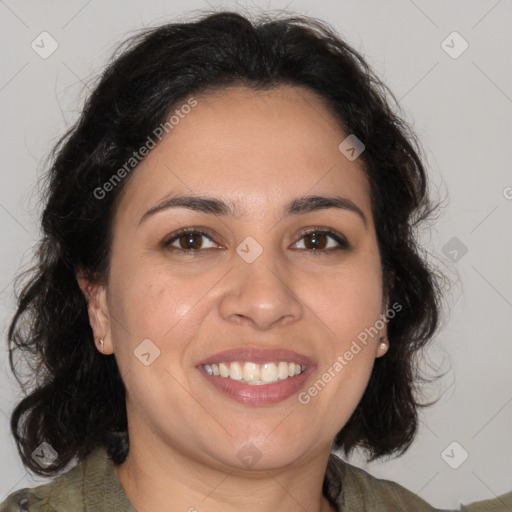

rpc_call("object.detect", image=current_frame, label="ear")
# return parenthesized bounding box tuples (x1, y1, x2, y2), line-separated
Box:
(77, 273, 112, 354)
(375, 328, 389, 358)
(375, 297, 390, 359)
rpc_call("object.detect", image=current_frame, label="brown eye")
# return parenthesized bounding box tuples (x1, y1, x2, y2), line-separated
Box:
(303, 231, 328, 250)
(177, 232, 203, 250)
(163, 229, 217, 254)
(293, 228, 349, 254)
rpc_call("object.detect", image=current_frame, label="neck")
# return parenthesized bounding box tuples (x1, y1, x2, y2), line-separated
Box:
(115, 438, 337, 512)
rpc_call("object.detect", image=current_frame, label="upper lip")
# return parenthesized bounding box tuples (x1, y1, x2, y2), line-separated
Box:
(196, 346, 315, 367)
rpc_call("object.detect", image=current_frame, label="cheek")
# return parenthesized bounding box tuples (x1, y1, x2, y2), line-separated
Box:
(107, 257, 221, 374)
(110, 270, 202, 338)
(302, 254, 383, 414)
(307, 257, 384, 345)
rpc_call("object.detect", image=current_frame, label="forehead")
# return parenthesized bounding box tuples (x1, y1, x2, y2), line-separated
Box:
(114, 84, 372, 226)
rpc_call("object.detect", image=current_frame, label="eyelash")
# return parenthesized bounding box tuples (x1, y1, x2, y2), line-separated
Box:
(162, 226, 350, 256)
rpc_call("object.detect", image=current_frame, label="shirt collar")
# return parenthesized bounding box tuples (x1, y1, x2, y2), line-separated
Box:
(83, 448, 136, 511)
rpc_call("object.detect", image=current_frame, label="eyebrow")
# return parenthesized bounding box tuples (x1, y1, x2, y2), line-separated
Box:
(138, 193, 368, 228)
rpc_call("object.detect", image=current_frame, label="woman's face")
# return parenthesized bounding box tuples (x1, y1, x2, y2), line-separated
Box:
(89, 85, 388, 471)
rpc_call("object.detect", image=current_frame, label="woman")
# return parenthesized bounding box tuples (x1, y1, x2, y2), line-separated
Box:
(1, 10, 510, 512)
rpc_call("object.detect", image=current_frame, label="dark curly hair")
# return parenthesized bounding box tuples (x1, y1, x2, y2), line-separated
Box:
(7, 9, 446, 476)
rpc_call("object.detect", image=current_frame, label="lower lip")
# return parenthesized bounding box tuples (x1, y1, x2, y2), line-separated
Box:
(197, 366, 314, 405)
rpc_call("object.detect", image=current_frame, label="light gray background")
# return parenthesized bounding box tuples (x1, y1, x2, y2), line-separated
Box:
(0, 0, 511, 509)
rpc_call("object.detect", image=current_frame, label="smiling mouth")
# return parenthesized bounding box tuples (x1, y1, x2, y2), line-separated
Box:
(195, 346, 314, 404)
(201, 361, 306, 385)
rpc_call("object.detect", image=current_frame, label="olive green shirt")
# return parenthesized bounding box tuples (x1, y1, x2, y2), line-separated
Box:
(1, 447, 511, 511)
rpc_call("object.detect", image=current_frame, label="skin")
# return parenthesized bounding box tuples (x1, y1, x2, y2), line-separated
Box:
(79, 84, 389, 512)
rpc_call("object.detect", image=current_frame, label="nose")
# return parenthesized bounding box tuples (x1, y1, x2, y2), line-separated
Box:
(218, 247, 303, 331)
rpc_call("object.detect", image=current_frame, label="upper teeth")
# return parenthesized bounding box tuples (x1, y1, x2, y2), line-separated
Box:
(202, 361, 306, 384)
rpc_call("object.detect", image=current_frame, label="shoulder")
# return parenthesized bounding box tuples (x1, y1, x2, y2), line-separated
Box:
(324, 452, 448, 511)
(0, 449, 102, 512)
(0, 489, 31, 512)
(0, 463, 86, 512)
(331, 455, 447, 511)
(328, 453, 451, 511)
(460, 491, 512, 511)
(328, 454, 512, 511)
